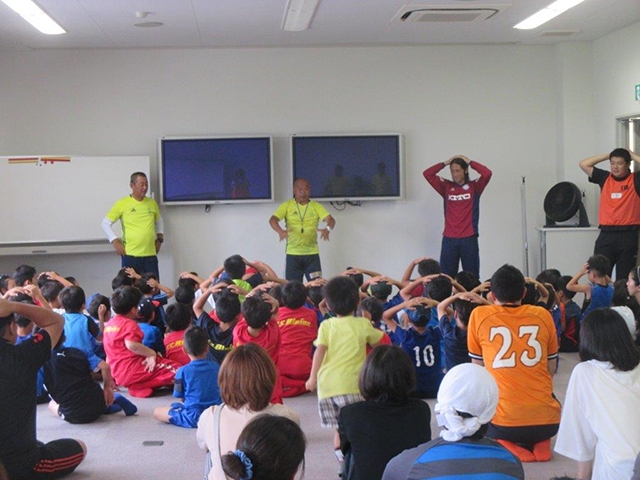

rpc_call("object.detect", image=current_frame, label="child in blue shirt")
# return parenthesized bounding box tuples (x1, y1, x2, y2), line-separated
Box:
(383, 297, 443, 398)
(59, 286, 104, 370)
(566, 254, 613, 320)
(153, 326, 221, 428)
(436, 291, 487, 372)
(135, 298, 166, 356)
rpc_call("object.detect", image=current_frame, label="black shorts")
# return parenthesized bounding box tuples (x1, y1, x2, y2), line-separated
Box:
(486, 423, 559, 445)
(30, 439, 85, 479)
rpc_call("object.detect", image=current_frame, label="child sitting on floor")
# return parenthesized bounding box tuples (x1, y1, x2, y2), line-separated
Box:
(153, 326, 221, 428)
(103, 286, 179, 398)
(136, 298, 166, 356)
(43, 332, 137, 424)
(567, 254, 613, 319)
(163, 303, 192, 366)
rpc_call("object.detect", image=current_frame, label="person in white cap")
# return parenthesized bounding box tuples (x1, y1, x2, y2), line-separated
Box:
(382, 363, 524, 480)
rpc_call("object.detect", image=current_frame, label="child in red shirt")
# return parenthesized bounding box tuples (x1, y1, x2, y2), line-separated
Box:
(276, 281, 318, 397)
(103, 286, 179, 398)
(233, 293, 282, 403)
(163, 303, 192, 366)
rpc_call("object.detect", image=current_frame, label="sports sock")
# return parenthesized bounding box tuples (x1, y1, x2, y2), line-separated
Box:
(114, 393, 138, 416)
(532, 438, 552, 462)
(496, 439, 536, 462)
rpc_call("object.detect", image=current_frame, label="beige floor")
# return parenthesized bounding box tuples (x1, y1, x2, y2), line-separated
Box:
(36, 352, 581, 480)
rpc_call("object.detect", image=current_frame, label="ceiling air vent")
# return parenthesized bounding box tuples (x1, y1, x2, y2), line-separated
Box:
(392, 5, 511, 23)
(539, 30, 579, 37)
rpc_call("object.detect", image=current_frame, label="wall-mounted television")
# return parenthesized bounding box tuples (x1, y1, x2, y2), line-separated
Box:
(159, 136, 273, 205)
(291, 134, 404, 202)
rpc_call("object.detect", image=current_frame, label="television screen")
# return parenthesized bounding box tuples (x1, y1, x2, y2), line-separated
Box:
(159, 136, 273, 205)
(291, 134, 404, 201)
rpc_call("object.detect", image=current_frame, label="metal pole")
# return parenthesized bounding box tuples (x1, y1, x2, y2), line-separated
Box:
(521, 176, 529, 277)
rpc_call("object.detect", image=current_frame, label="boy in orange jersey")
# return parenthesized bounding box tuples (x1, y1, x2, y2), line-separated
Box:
(467, 264, 560, 463)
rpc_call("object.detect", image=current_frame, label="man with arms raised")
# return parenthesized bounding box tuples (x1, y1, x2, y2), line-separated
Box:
(269, 178, 336, 281)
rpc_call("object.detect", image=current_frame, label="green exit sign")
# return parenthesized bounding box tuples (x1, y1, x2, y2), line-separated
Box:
(637, 84, 640, 101)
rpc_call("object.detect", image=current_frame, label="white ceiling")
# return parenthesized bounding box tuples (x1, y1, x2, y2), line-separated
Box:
(0, 0, 639, 52)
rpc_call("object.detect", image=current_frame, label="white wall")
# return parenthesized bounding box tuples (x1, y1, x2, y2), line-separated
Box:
(0, 44, 568, 292)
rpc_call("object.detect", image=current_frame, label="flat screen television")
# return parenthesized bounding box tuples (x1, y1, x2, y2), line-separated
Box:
(291, 134, 404, 202)
(159, 136, 273, 205)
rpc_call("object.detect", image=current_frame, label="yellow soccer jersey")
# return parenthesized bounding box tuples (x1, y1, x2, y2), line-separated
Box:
(106, 196, 160, 257)
(467, 304, 560, 428)
(272, 199, 330, 256)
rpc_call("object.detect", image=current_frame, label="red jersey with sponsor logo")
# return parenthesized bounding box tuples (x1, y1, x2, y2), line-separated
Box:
(423, 161, 492, 238)
(163, 330, 190, 366)
(276, 306, 318, 378)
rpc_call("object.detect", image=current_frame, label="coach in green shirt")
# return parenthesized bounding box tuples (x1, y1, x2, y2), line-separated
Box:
(101, 172, 164, 278)
(269, 178, 335, 281)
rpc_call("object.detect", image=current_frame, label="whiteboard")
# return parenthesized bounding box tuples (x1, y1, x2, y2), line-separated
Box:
(0, 156, 150, 245)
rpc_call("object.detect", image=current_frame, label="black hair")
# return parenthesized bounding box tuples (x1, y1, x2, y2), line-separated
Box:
(221, 415, 306, 480)
(521, 282, 538, 305)
(449, 157, 470, 183)
(0, 313, 15, 337)
(324, 276, 360, 316)
(587, 254, 610, 278)
(307, 285, 324, 308)
(134, 273, 157, 295)
(453, 298, 478, 327)
(370, 281, 392, 300)
(345, 268, 364, 287)
(241, 296, 272, 329)
(407, 304, 431, 328)
(281, 281, 307, 309)
(9, 293, 35, 329)
(417, 259, 441, 277)
(111, 268, 134, 290)
(40, 281, 64, 303)
(165, 303, 192, 332)
(0, 274, 14, 293)
(424, 276, 452, 302)
(536, 269, 561, 285)
(490, 264, 525, 303)
(174, 286, 195, 305)
(111, 286, 143, 315)
(610, 148, 632, 165)
(59, 286, 86, 313)
(13, 264, 36, 287)
(555, 275, 576, 300)
(359, 345, 416, 402)
(455, 271, 480, 292)
(359, 296, 383, 324)
(178, 274, 199, 291)
(267, 285, 283, 307)
(87, 294, 110, 319)
(65, 276, 78, 286)
(215, 293, 242, 323)
(212, 279, 234, 301)
(183, 325, 209, 357)
(580, 308, 640, 371)
(612, 279, 631, 307)
(224, 254, 246, 280)
(130, 171, 147, 184)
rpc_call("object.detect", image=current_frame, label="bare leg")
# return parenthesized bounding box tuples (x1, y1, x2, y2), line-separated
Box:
(153, 406, 172, 424)
(48, 399, 60, 417)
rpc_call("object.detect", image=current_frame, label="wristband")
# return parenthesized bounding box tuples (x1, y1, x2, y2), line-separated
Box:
(156, 237, 164, 244)
(326, 226, 332, 233)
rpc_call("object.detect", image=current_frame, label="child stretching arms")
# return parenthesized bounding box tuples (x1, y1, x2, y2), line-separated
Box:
(305, 275, 383, 465)
(567, 254, 613, 319)
(153, 326, 221, 428)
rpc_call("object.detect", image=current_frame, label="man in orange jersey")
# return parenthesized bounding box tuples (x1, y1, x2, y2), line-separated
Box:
(579, 148, 640, 280)
(468, 264, 559, 463)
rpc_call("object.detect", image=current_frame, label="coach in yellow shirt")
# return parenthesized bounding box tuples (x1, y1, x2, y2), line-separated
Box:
(269, 178, 335, 281)
(101, 172, 164, 278)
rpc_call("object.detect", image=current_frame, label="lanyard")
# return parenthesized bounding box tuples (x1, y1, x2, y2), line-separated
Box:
(296, 202, 310, 233)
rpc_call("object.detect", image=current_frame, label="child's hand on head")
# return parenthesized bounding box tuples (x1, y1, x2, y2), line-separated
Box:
(125, 267, 140, 279)
(23, 284, 40, 298)
(262, 293, 279, 313)
(3, 286, 26, 299)
(146, 278, 158, 289)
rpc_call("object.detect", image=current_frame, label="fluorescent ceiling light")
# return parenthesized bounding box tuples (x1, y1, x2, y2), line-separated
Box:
(1, 0, 66, 35)
(282, 0, 320, 32)
(514, 0, 586, 30)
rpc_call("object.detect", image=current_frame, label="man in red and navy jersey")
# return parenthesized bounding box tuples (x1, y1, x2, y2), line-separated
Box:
(580, 148, 640, 280)
(423, 155, 492, 278)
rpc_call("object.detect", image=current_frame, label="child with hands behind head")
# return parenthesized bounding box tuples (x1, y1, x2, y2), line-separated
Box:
(567, 254, 613, 320)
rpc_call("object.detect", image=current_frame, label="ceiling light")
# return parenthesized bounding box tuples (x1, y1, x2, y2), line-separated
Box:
(1, 0, 65, 35)
(134, 22, 163, 28)
(514, 0, 586, 30)
(281, 0, 320, 32)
